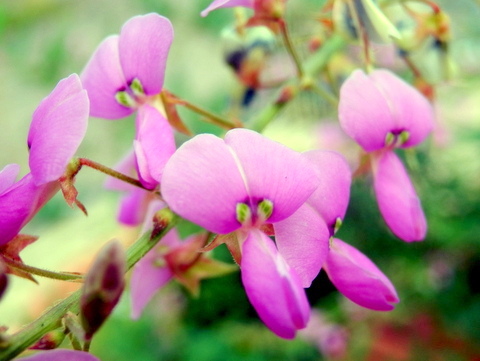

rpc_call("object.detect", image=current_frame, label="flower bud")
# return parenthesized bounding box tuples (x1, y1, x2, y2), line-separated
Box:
(0, 260, 7, 300)
(29, 329, 66, 350)
(80, 241, 126, 340)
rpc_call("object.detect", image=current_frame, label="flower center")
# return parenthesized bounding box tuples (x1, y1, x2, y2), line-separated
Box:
(236, 198, 273, 228)
(115, 77, 146, 109)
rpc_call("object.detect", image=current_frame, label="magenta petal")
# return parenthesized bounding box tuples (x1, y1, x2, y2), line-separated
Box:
(0, 173, 58, 246)
(339, 69, 397, 151)
(81, 35, 132, 119)
(325, 238, 399, 311)
(0, 164, 20, 194)
(162, 134, 248, 234)
(369, 69, 434, 148)
(28, 74, 89, 185)
(18, 349, 100, 361)
(201, 0, 253, 16)
(130, 229, 180, 319)
(225, 129, 319, 223)
(241, 230, 310, 339)
(303, 150, 351, 233)
(119, 13, 173, 95)
(274, 204, 330, 287)
(373, 151, 427, 242)
(134, 105, 176, 188)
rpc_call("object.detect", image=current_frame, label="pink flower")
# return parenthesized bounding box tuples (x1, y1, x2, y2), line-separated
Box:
(338, 69, 434, 241)
(82, 14, 176, 191)
(1, 74, 89, 246)
(161, 128, 320, 338)
(201, 0, 254, 17)
(80, 13, 173, 120)
(17, 349, 100, 361)
(324, 238, 399, 311)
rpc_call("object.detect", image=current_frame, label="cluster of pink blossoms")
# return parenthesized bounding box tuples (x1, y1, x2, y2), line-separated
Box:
(0, 1, 437, 359)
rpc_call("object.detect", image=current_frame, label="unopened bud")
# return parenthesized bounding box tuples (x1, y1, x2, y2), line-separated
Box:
(0, 261, 7, 300)
(29, 329, 66, 350)
(151, 207, 175, 239)
(80, 241, 126, 340)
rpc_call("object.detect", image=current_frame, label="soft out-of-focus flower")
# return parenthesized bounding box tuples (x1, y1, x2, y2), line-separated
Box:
(18, 349, 100, 361)
(339, 68, 434, 241)
(299, 310, 348, 360)
(332, 0, 401, 43)
(324, 238, 399, 311)
(201, 0, 287, 29)
(130, 226, 236, 319)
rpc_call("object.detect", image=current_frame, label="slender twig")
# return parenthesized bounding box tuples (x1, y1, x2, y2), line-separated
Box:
(78, 158, 147, 191)
(278, 19, 304, 78)
(3, 258, 84, 283)
(164, 91, 241, 130)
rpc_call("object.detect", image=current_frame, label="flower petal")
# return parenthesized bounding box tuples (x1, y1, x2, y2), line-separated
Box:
(119, 13, 173, 95)
(81, 35, 132, 119)
(28, 74, 89, 185)
(134, 105, 176, 188)
(201, 0, 253, 17)
(241, 230, 310, 339)
(325, 238, 399, 311)
(339, 69, 398, 151)
(0, 173, 58, 246)
(225, 129, 319, 223)
(18, 349, 100, 361)
(339, 69, 434, 152)
(116, 187, 152, 226)
(369, 69, 434, 148)
(303, 150, 351, 234)
(372, 150, 427, 242)
(274, 203, 330, 287)
(161, 134, 248, 234)
(0, 164, 20, 195)
(130, 229, 180, 319)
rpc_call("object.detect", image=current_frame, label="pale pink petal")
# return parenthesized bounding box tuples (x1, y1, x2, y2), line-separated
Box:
(201, 0, 253, 17)
(116, 188, 151, 226)
(225, 129, 319, 223)
(274, 203, 330, 287)
(339, 69, 397, 151)
(369, 69, 434, 148)
(28, 74, 89, 185)
(161, 134, 248, 234)
(303, 150, 351, 234)
(0, 174, 58, 246)
(81, 36, 132, 119)
(17, 349, 100, 361)
(241, 230, 310, 339)
(104, 151, 137, 192)
(0, 164, 20, 194)
(134, 105, 176, 189)
(119, 14, 173, 95)
(325, 238, 399, 311)
(372, 150, 427, 242)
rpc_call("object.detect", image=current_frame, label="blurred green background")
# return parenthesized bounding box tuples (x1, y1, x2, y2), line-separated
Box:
(1, 0, 480, 360)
